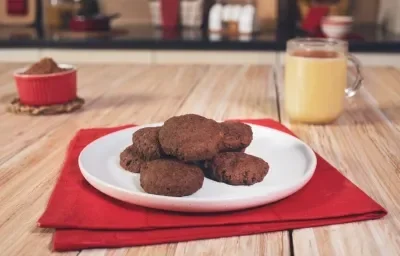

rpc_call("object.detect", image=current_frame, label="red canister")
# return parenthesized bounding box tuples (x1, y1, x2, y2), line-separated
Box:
(161, 0, 180, 27)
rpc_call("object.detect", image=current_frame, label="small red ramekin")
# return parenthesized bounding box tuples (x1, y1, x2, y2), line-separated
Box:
(13, 64, 77, 106)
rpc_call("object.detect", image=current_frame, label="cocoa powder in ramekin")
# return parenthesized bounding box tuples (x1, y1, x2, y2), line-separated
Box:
(23, 58, 69, 75)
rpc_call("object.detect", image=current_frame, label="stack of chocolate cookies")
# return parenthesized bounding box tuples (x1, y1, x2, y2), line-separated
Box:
(120, 114, 269, 197)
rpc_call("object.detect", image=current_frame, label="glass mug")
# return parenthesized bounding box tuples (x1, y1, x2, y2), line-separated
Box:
(275, 38, 363, 124)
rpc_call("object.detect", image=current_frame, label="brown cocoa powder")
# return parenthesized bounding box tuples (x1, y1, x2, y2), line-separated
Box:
(23, 57, 69, 75)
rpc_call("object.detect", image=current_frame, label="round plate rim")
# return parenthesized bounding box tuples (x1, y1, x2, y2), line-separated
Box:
(78, 122, 317, 205)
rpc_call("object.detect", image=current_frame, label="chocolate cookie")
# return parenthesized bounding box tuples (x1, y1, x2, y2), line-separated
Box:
(204, 152, 269, 186)
(131, 127, 163, 161)
(140, 159, 204, 197)
(159, 114, 223, 162)
(220, 121, 253, 152)
(119, 145, 144, 173)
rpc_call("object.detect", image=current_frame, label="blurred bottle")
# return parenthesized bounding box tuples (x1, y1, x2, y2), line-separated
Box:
(379, 0, 400, 34)
(181, 0, 204, 28)
(208, 1, 223, 33)
(46, 0, 81, 29)
(239, 2, 256, 35)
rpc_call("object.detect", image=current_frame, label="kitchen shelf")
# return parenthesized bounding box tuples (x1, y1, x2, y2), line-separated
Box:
(0, 24, 400, 53)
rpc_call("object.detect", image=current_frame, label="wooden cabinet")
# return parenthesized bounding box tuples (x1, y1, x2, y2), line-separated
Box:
(0, 0, 37, 26)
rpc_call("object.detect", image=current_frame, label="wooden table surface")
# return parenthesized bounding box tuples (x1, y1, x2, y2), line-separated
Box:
(0, 63, 399, 256)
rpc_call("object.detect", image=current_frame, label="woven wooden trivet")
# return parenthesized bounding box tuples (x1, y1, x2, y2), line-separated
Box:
(6, 97, 85, 115)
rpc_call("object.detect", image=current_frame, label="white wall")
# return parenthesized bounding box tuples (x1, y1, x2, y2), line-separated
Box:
(0, 48, 399, 67)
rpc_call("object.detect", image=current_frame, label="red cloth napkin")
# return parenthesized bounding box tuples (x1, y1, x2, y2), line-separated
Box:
(38, 119, 387, 251)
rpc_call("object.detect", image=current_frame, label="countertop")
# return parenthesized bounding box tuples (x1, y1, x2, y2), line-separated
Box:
(0, 64, 399, 255)
(1, 24, 400, 52)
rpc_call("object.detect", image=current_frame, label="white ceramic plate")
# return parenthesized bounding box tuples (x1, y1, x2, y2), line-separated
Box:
(79, 122, 317, 213)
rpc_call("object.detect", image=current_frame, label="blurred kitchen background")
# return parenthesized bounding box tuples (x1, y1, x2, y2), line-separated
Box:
(1, 0, 400, 65)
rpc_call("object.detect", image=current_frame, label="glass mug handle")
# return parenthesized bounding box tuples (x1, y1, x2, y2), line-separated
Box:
(345, 54, 363, 97)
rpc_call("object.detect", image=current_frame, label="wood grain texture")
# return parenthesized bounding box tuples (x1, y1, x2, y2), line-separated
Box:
(0, 64, 288, 256)
(277, 66, 400, 256)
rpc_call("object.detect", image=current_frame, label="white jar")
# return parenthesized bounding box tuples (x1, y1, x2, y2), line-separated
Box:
(239, 4, 255, 34)
(379, 0, 400, 34)
(208, 3, 223, 32)
(148, 0, 161, 27)
(181, 0, 204, 28)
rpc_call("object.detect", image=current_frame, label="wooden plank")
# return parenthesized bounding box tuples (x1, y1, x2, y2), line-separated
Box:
(277, 66, 400, 256)
(0, 65, 288, 256)
(0, 65, 200, 256)
(176, 65, 279, 120)
(359, 67, 400, 131)
(0, 64, 148, 165)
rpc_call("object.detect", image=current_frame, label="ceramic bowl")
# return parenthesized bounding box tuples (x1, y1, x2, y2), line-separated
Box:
(14, 64, 77, 106)
(321, 15, 353, 39)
